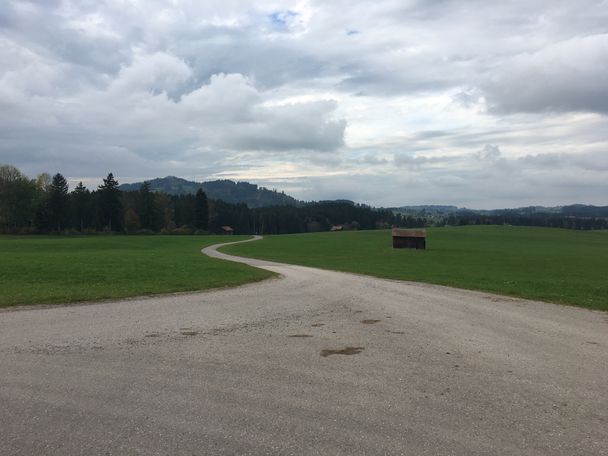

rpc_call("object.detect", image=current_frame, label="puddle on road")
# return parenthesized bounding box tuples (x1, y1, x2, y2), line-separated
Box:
(288, 334, 313, 338)
(386, 330, 405, 334)
(320, 346, 365, 357)
(361, 319, 381, 324)
(180, 329, 199, 336)
(311, 323, 325, 327)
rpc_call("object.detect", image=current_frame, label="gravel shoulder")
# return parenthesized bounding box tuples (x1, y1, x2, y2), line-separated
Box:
(1, 236, 607, 455)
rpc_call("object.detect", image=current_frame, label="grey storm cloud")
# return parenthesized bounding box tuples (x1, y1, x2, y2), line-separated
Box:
(0, 0, 607, 207)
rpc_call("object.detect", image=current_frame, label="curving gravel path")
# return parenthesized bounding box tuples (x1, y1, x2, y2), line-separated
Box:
(1, 236, 607, 455)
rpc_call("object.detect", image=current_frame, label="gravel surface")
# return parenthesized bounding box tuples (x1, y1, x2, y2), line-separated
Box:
(1, 236, 607, 455)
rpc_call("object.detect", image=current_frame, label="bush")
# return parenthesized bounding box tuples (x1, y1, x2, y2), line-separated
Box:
(171, 226, 194, 235)
(136, 229, 156, 235)
(61, 228, 82, 236)
(17, 226, 36, 235)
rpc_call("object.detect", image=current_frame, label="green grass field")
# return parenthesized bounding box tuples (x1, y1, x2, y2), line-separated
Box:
(223, 226, 608, 311)
(0, 235, 273, 308)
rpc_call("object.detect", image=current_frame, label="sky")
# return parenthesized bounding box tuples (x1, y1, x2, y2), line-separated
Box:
(1, 0, 607, 208)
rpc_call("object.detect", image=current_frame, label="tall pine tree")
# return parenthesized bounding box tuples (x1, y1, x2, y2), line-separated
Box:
(47, 173, 69, 231)
(71, 181, 90, 232)
(98, 173, 122, 231)
(138, 181, 160, 230)
(194, 189, 209, 230)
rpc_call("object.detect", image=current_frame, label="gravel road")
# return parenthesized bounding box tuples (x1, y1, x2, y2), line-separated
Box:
(1, 236, 607, 455)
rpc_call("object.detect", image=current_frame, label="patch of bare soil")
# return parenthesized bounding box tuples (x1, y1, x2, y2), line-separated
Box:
(320, 346, 365, 357)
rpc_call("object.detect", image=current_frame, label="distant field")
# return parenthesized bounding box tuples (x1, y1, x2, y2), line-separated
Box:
(0, 236, 273, 308)
(223, 226, 608, 311)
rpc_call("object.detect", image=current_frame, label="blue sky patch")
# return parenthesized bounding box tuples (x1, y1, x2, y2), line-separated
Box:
(269, 10, 298, 27)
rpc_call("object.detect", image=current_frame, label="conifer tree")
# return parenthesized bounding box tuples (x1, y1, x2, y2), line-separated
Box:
(138, 181, 160, 230)
(98, 173, 122, 231)
(194, 189, 209, 230)
(72, 181, 90, 231)
(48, 173, 69, 231)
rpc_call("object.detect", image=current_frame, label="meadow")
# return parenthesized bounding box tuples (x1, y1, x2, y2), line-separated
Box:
(0, 235, 273, 308)
(223, 226, 608, 311)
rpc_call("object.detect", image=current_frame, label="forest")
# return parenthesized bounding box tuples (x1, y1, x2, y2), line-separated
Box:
(0, 165, 410, 235)
(1, 165, 606, 234)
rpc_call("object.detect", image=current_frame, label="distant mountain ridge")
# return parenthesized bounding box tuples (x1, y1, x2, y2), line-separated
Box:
(391, 204, 608, 218)
(119, 176, 299, 208)
(118, 177, 607, 215)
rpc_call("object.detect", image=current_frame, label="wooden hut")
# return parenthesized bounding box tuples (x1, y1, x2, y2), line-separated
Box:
(392, 228, 426, 249)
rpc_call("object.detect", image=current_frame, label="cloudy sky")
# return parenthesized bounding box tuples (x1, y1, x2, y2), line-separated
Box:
(1, 0, 607, 208)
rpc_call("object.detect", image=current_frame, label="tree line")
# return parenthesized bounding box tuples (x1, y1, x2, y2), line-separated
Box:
(441, 212, 608, 230)
(0, 165, 407, 234)
(3, 165, 605, 234)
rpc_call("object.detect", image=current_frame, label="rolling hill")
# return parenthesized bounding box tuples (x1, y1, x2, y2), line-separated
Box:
(119, 176, 299, 208)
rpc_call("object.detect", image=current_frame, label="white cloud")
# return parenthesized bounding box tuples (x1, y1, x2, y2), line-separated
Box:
(0, 0, 607, 207)
(0, 46, 345, 172)
(483, 34, 608, 114)
(110, 51, 193, 95)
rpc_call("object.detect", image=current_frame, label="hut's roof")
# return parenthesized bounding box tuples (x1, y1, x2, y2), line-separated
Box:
(221, 226, 234, 232)
(391, 228, 426, 238)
